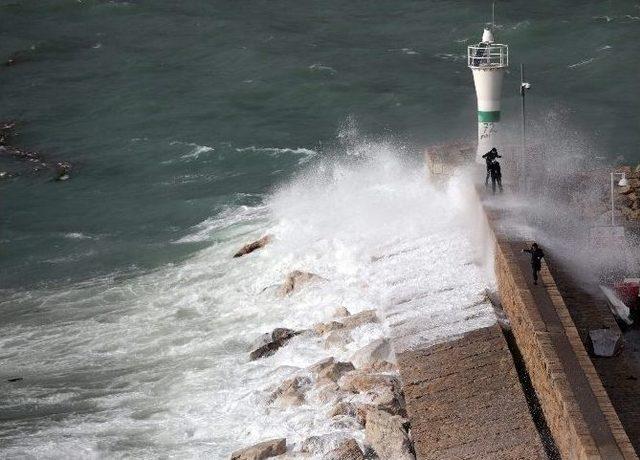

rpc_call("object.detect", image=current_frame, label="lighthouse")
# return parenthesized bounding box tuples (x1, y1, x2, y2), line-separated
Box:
(468, 28, 508, 163)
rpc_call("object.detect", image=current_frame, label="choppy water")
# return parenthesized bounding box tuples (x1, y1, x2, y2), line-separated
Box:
(1, 1, 639, 458)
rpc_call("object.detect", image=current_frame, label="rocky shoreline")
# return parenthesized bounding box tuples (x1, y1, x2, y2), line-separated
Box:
(231, 237, 416, 460)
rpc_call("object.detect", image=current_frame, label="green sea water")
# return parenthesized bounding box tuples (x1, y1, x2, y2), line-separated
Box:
(1, 0, 639, 288)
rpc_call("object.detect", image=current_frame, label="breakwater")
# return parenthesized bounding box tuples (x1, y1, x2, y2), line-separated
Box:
(397, 176, 638, 459)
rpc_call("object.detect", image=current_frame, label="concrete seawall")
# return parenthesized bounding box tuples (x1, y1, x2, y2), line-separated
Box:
(396, 183, 638, 459)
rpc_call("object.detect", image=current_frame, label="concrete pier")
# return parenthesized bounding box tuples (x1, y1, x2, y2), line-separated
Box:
(395, 158, 640, 458)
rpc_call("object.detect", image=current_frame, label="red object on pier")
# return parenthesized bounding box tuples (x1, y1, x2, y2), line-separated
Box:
(614, 280, 640, 310)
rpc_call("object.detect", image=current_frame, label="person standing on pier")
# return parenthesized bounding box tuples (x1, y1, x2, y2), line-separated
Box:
(482, 147, 501, 186)
(522, 243, 544, 285)
(489, 159, 503, 194)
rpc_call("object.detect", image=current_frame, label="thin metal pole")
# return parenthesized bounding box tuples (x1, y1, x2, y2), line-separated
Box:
(611, 172, 615, 226)
(521, 63, 526, 192)
(492, 2, 495, 29)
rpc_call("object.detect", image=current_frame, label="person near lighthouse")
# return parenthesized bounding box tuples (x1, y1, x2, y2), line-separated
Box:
(482, 147, 501, 186)
(489, 159, 503, 194)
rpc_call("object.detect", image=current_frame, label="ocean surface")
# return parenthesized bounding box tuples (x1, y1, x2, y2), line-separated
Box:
(1, 1, 639, 458)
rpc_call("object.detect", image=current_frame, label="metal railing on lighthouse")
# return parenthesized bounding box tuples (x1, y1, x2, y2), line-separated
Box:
(467, 44, 509, 69)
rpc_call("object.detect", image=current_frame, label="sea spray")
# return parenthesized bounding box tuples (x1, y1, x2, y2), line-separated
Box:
(0, 138, 495, 459)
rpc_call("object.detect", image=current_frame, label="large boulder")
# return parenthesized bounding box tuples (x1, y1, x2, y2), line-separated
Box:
(317, 361, 355, 383)
(269, 376, 310, 406)
(338, 371, 401, 394)
(329, 401, 357, 418)
(340, 310, 379, 330)
(338, 371, 405, 416)
(365, 384, 406, 417)
(325, 438, 365, 460)
(277, 271, 324, 297)
(314, 381, 342, 404)
(350, 338, 395, 369)
(366, 360, 398, 373)
(365, 409, 414, 460)
(249, 328, 298, 360)
(233, 235, 272, 258)
(308, 357, 355, 383)
(230, 438, 287, 460)
(308, 357, 335, 376)
(299, 434, 343, 455)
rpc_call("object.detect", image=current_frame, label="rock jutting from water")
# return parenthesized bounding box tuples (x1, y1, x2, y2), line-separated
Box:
(268, 376, 311, 407)
(0, 120, 73, 180)
(277, 270, 324, 297)
(249, 327, 299, 360)
(233, 235, 272, 258)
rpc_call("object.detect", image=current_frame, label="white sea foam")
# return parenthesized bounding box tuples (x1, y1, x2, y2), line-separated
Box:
(235, 146, 318, 164)
(388, 48, 419, 55)
(0, 139, 494, 458)
(308, 64, 337, 75)
(64, 232, 94, 240)
(169, 141, 215, 160)
(568, 57, 595, 68)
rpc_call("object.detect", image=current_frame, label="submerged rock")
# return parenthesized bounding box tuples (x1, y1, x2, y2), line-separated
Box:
(249, 328, 297, 360)
(233, 235, 272, 258)
(365, 409, 414, 460)
(325, 438, 365, 460)
(230, 438, 287, 460)
(0, 120, 73, 179)
(277, 271, 324, 297)
(324, 330, 353, 349)
(350, 338, 394, 369)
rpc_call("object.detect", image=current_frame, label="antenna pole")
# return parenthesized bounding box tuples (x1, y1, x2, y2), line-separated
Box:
(492, 2, 495, 29)
(520, 63, 526, 191)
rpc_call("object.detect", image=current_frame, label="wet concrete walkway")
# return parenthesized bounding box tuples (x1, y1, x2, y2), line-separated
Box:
(547, 259, 640, 454)
(513, 242, 625, 459)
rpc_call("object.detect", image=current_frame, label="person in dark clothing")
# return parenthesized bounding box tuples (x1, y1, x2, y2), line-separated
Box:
(482, 147, 501, 186)
(489, 159, 503, 194)
(522, 243, 544, 285)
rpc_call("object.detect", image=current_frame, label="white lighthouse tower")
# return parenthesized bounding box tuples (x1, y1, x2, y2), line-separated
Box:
(468, 27, 508, 163)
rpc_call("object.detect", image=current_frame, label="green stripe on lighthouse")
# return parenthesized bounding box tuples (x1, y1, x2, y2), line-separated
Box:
(478, 111, 501, 122)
